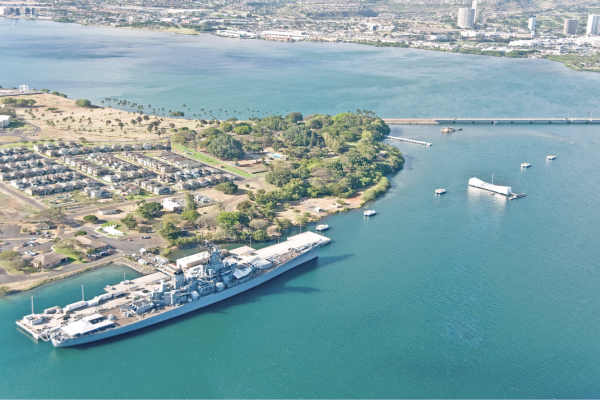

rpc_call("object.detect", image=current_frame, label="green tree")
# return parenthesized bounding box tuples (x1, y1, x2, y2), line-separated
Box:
(184, 192, 197, 212)
(73, 230, 87, 236)
(216, 211, 248, 229)
(286, 112, 303, 123)
(121, 213, 138, 229)
(252, 229, 269, 241)
(215, 181, 238, 195)
(0, 250, 22, 265)
(307, 119, 323, 130)
(219, 122, 233, 132)
(158, 222, 181, 242)
(35, 209, 66, 225)
(75, 99, 92, 107)
(182, 210, 200, 222)
(233, 124, 251, 135)
(135, 202, 162, 221)
(82, 215, 99, 224)
(265, 170, 293, 187)
(207, 134, 244, 160)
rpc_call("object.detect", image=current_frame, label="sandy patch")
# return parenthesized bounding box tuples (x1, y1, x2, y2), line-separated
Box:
(0, 136, 22, 143)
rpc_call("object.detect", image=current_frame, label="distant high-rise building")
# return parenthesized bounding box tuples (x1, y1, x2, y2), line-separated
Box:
(564, 19, 579, 35)
(587, 14, 600, 35)
(471, 0, 478, 22)
(528, 16, 536, 32)
(457, 7, 475, 28)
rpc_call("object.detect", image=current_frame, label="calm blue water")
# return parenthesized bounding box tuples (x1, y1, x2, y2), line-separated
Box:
(3, 19, 600, 120)
(1, 19, 600, 399)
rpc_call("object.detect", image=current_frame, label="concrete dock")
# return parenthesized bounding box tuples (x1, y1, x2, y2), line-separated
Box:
(385, 136, 432, 146)
(384, 118, 600, 125)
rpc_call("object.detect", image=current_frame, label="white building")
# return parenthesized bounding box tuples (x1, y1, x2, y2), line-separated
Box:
(261, 30, 310, 41)
(528, 17, 536, 32)
(461, 30, 485, 37)
(162, 198, 182, 212)
(0, 115, 10, 128)
(564, 19, 579, 35)
(457, 8, 475, 29)
(587, 15, 600, 35)
(471, 0, 477, 22)
(215, 30, 257, 39)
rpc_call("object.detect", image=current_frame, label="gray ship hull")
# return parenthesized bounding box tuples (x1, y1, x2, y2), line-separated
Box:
(51, 245, 320, 347)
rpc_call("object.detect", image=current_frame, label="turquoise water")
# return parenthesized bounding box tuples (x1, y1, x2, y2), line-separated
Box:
(3, 19, 600, 120)
(1, 20, 600, 398)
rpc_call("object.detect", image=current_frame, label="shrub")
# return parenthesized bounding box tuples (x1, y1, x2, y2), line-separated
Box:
(215, 181, 238, 195)
(252, 229, 269, 241)
(73, 230, 87, 236)
(75, 99, 92, 107)
(83, 215, 99, 224)
(207, 134, 244, 160)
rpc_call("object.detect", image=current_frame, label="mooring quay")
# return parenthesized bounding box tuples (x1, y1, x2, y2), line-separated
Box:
(383, 118, 600, 125)
(385, 136, 432, 146)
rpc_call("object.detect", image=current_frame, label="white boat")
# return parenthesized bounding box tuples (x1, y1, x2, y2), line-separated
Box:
(16, 232, 330, 347)
(315, 224, 329, 231)
(546, 155, 556, 160)
(435, 189, 446, 195)
(521, 163, 531, 168)
(364, 210, 376, 216)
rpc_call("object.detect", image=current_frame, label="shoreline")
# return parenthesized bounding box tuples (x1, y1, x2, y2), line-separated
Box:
(4, 17, 597, 74)
(1, 256, 154, 295)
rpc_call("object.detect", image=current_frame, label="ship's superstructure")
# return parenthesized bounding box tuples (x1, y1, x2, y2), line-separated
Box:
(16, 232, 329, 347)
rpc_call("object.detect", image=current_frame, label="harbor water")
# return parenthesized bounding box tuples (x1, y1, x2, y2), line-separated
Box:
(1, 19, 600, 398)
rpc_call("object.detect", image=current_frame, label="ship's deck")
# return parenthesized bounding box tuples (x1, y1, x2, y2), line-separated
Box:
(17, 232, 330, 340)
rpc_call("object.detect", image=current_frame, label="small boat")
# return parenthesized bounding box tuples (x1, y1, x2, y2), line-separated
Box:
(364, 210, 376, 216)
(440, 127, 455, 133)
(521, 163, 531, 168)
(316, 224, 329, 231)
(435, 189, 446, 195)
(546, 155, 556, 160)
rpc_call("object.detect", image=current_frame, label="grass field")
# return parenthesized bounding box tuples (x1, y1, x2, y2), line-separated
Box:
(173, 143, 255, 178)
(54, 247, 88, 264)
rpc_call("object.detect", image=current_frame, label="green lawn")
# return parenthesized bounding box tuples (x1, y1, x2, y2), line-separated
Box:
(172, 143, 255, 178)
(0, 261, 25, 275)
(54, 247, 88, 264)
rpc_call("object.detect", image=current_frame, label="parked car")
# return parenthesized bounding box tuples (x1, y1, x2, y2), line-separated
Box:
(141, 236, 150, 239)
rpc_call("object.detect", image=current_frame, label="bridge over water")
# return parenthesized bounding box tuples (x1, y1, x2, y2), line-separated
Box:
(383, 118, 600, 125)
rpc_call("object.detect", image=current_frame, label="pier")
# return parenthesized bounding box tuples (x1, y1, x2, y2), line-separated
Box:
(384, 118, 600, 125)
(385, 136, 432, 146)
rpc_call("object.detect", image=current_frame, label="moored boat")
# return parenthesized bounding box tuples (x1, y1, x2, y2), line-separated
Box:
(364, 210, 376, 216)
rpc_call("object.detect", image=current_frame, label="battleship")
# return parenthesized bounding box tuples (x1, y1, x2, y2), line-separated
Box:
(16, 232, 330, 347)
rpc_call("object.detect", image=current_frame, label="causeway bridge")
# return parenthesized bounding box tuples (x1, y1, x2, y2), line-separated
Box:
(383, 118, 600, 125)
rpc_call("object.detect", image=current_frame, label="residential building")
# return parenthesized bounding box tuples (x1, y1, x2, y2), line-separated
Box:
(587, 14, 600, 35)
(457, 8, 475, 28)
(528, 16, 536, 32)
(0, 115, 11, 128)
(564, 19, 579, 35)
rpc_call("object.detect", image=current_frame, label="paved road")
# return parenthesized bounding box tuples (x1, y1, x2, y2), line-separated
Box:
(0, 253, 122, 285)
(0, 181, 47, 212)
(0, 119, 41, 142)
